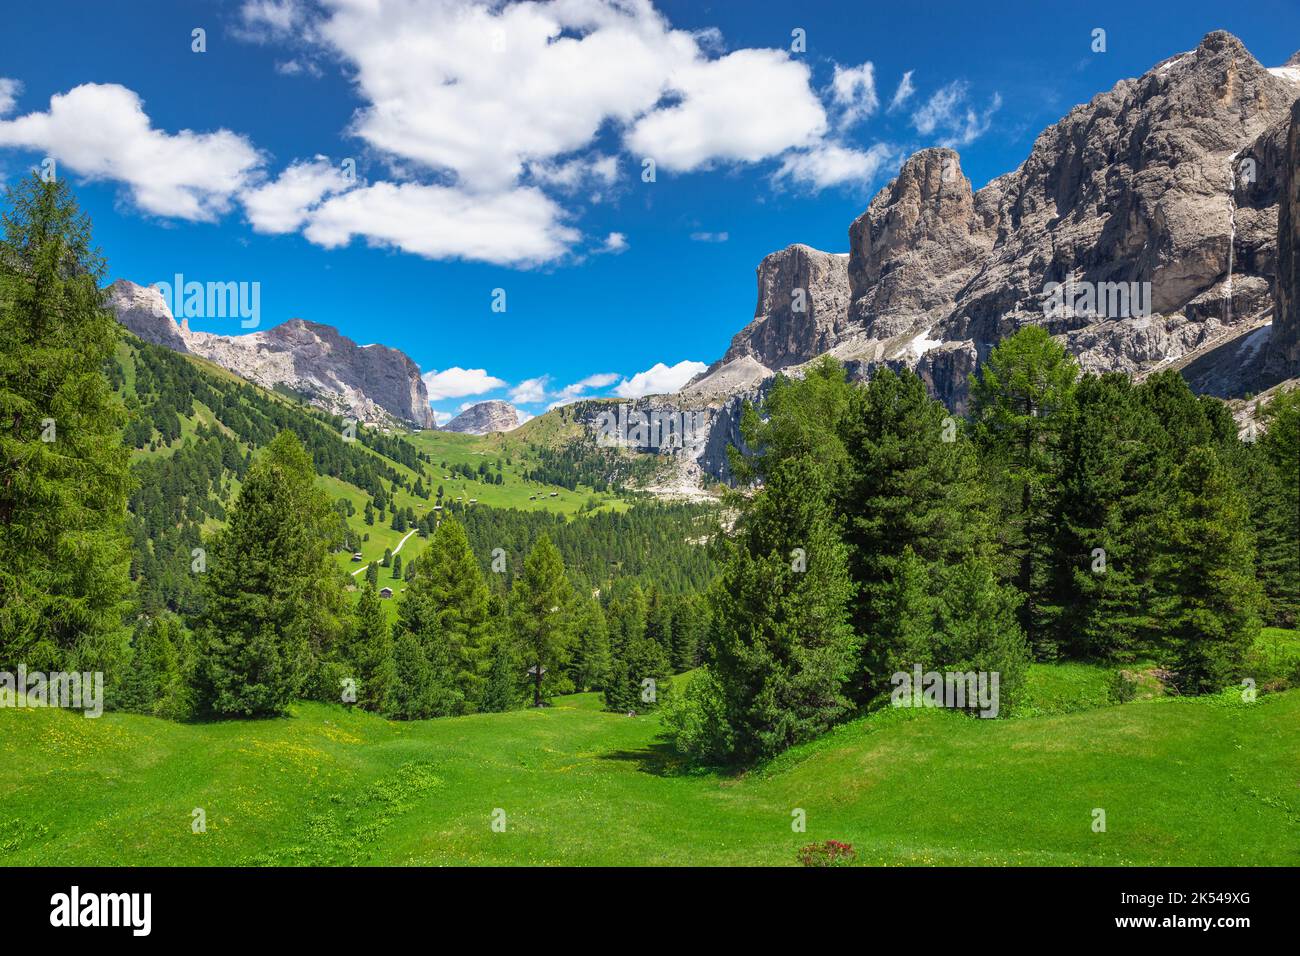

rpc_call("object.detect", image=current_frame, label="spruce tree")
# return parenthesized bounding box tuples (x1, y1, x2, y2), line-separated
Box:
(194, 431, 341, 716)
(397, 518, 493, 713)
(568, 595, 611, 692)
(1155, 446, 1264, 692)
(707, 456, 857, 761)
(0, 174, 134, 674)
(510, 534, 572, 707)
(342, 582, 396, 714)
(841, 366, 997, 687)
(1049, 374, 1164, 660)
(1254, 389, 1300, 627)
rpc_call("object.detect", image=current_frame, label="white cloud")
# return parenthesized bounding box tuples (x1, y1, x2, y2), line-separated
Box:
(239, 0, 311, 39)
(574, 372, 620, 389)
(626, 48, 826, 172)
(432, 410, 453, 426)
(509, 376, 551, 405)
(506, 370, 622, 409)
(911, 81, 1000, 146)
(242, 155, 354, 233)
(546, 371, 621, 408)
(614, 359, 708, 398)
(0, 79, 21, 117)
(690, 230, 729, 242)
(830, 62, 878, 128)
(945, 92, 1001, 147)
(319, 0, 698, 192)
(303, 181, 579, 265)
(599, 231, 628, 254)
(775, 141, 896, 190)
(912, 80, 967, 135)
(422, 367, 507, 401)
(0, 83, 262, 221)
(887, 70, 915, 113)
(528, 153, 620, 196)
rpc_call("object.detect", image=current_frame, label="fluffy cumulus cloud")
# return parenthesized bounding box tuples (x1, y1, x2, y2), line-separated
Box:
(509, 376, 551, 405)
(0, 83, 262, 221)
(613, 359, 708, 398)
(422, 367, 507, 401)
(241, 155, 354, 232)
(625, 49, 826, 171)
(320, 0, 699, 192)
(775, 141, 897, 190)
(303, 181, 579, 265)
(0, 1, 976, 266)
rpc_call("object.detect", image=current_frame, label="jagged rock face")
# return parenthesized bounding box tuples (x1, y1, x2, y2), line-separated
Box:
(442, 400, 520, 434)
(1273, 98, 1300, 371)
(108, 280, 435, 428)
(849, 148, 996, 338)
(674, 31, 1300, 482)
(106, 280, 189, 353)
(948, 31, 1296, 348)
(720, 244, 852, 370)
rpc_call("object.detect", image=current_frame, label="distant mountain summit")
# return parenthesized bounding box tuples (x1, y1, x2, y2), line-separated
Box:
(107, 279, 435, 428)
(442, 400, 521, 434)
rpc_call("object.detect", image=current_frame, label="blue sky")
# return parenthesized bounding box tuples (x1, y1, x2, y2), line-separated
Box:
(2, 0, 1298, 422)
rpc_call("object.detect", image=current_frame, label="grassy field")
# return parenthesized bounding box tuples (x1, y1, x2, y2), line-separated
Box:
(2, 662, 1296, 866)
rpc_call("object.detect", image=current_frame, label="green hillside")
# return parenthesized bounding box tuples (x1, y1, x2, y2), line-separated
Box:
(2, 665, 1296, 866)
(113, 335, 665, 614)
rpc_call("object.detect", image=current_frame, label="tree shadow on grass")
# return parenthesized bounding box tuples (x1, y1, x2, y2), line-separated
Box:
(599, 735, 746, 780)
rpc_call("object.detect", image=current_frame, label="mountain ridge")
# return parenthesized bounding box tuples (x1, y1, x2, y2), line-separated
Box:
(108, 279, 436, 429)
(631, 29, 1300, 484)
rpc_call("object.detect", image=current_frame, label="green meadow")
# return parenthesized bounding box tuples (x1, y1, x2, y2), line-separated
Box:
(3, 660, 1296, 867)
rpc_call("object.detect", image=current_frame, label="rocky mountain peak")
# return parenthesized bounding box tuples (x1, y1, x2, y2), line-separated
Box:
(107, 279, 435, 428)
(107, 279, 189, 354)
(719, 243, 851, 371)
(442, 400, 521, 434)
(664, 30, 1300, 484)
(848, 146, 994, 338)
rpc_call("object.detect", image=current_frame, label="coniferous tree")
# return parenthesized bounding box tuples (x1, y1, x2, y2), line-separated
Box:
(341, 582, 396, 714)
(478, 635, 520, 712)
(0, 174, 134, 674)
(1253, 389, 1300, 627)
(670, 593, 707, 672)
(194, 431, 342, 716)
(510, 534, 572, 706)
(1048, 374, 1164, 660)
(706, 456, 857, 761)
(389, 631, 440, 719)
(398, 518, 493, 713)
(1155, 446, 1263, 692)
(971, 326, 1079, 657)
(841, 366, 998, 688)
(568, 595, 611, 692)
(119, 614, 191, 719)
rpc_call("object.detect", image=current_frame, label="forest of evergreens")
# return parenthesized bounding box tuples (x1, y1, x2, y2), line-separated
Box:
(2, 175, 1296, 770)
